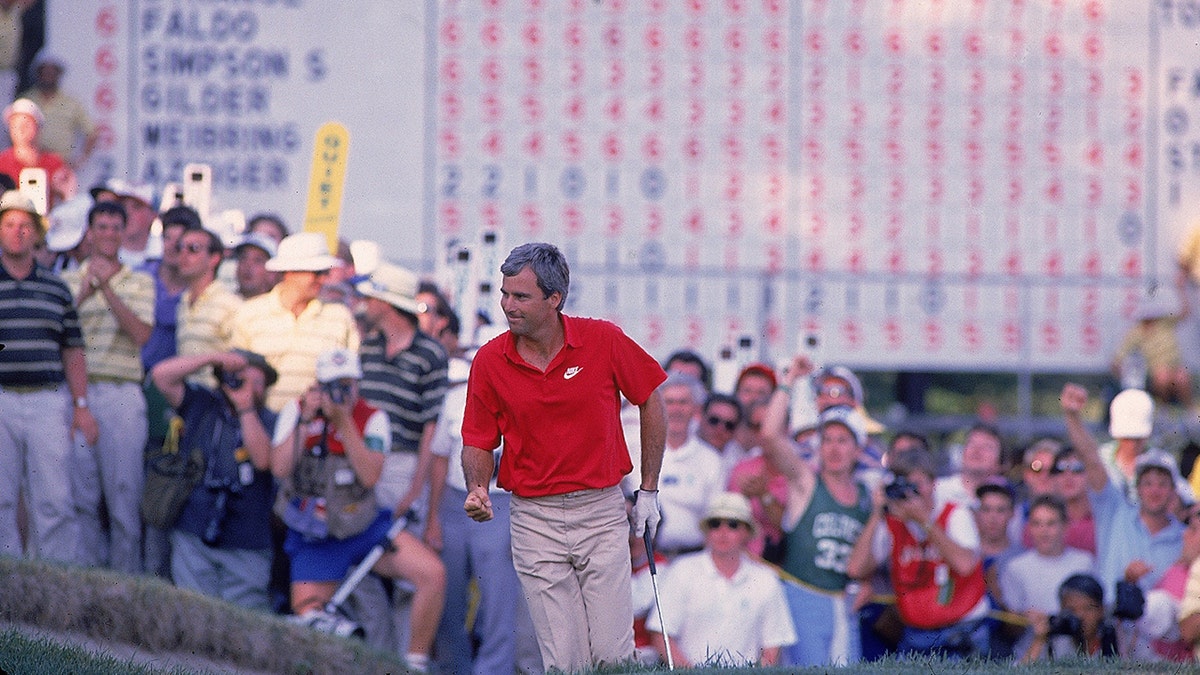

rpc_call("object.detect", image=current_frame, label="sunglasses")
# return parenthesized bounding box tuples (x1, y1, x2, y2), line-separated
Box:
(175, 242, 216, 255)
(705, 415, 737, 432)
(704, 518, 747, 531)
(1053, 459, 1086, 475)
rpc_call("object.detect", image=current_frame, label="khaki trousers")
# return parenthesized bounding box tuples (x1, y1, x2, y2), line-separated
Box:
(510, 485, 634, 673)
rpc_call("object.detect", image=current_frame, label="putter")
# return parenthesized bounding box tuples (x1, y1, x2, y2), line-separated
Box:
(643, 528, 675, 671)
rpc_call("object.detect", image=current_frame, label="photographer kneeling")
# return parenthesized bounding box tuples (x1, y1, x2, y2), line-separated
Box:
(846, 450, 990, 658)
(1020, 573, 1118, 662)
(151, 349, 279, 611)
(271, 348, 444, 672)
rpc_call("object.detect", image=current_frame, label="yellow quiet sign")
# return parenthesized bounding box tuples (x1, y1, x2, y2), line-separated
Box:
(303, 121, 350, 253)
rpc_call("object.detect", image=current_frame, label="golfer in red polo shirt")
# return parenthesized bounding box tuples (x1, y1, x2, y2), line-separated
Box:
(462, 242, 667, 672)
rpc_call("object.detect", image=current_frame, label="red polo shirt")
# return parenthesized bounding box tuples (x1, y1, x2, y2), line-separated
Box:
(462, 314, 666, 497)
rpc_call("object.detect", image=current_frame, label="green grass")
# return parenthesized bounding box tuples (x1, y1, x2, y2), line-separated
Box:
(1, 555, 1195, 675)
(0, 630, 192, 675)
(592, 654, 1197, 674)
(0, 556, 409, 674)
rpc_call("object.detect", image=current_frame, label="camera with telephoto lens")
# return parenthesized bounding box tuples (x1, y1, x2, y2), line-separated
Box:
(321, 381, 352, 405)
(215, 367, 243, 390)
(1046, 612, 1082, 637)
(884, 474, 920, 501)
(201, 475, 241, 547)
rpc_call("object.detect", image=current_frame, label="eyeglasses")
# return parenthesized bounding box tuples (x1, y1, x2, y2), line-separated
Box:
(1053, 459, 1086, 475)
(818, 383, 848, 399)
(704, 518, 747, 531)
(705, 415, 737, 432)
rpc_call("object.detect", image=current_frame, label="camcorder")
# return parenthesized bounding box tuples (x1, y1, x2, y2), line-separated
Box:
(321, 381, 353, 405)
(884, 474, 920, 501)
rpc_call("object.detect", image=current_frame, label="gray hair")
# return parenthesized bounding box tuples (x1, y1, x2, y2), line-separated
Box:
(660, 372, 706, 406)
(500, 242, 570, 310)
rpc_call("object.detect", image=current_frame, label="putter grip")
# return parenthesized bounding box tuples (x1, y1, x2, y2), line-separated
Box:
(643, 529, 657, 575)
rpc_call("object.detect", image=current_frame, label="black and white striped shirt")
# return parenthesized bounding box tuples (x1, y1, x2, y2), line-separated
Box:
(358, 330, 449, 454)
(0, 264, 84, 387)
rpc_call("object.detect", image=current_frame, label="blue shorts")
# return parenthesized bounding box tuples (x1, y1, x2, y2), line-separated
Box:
(285, 509, 392, 582)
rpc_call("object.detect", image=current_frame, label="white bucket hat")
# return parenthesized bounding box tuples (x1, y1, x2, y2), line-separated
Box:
(316, 348, 362, 383)
(265, 232, 339, 272)
(355, 262, 423, 315)
(701, 491, 757, 535)
(45, 196, 89, 251)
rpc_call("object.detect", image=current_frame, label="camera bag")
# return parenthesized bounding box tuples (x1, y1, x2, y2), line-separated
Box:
(275, 414, 377, 540)
(141, 416, 205, 528)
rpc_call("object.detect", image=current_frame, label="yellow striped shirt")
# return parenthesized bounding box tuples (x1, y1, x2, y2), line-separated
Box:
(177, 280, 243, 387)
(62, 263, 155, 382)
(228, 287, 359, 411)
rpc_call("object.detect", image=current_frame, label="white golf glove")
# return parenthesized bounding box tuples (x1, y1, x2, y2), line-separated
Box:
(633, 489, 661, 540)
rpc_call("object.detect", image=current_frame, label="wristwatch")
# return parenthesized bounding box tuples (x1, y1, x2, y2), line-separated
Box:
(74, 397, 88, 409)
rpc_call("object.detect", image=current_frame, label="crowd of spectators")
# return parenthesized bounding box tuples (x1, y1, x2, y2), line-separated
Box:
(8, 170, 1200, 669)
(5, 28, 1200, 673)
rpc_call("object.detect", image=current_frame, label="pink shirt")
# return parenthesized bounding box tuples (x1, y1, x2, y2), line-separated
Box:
(727, 455, 788, 557)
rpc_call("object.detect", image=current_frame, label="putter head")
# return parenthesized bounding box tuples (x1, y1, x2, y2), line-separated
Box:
(287, 608, 365, 640)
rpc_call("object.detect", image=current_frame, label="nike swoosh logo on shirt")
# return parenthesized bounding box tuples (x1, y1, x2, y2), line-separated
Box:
(564, 366, 582, 379)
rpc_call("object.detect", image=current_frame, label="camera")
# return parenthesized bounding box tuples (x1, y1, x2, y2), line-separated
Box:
(202, 486, 230, 546)
(202, 473, 241, 547)
(321, 381, 352, 405)
(884, 474, 920, 501)
(1046, 612, 1082, 637)
(216, 367, 243, 390)
(1113, 580, 1145, 620)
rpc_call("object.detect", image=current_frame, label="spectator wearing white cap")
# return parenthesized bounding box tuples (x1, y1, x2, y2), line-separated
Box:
(1063, 383, 1186, 597)
(109, 180, 160, 270)
(763, 358, 873, 666)
(271, 347, 445, 672)
(232, 232, 279, 300)
(1128, 501, 1200, 662)
(1067, 386, 1189, 504)
(647, 492, 796, 667)
(229, 232, 358, 412)
(351, 261, 448, 525)
(20, 48, 98, 169)
(0, 189, 97, 564)
(215, 214, 286, 299)
(0, 97, 74, 209)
